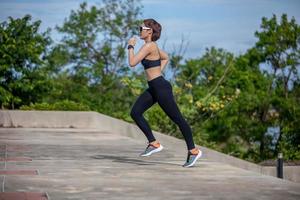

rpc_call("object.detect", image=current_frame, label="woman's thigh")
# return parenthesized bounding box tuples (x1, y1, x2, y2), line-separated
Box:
(155, 82, 184, 120)
(131, 88, 157, 115)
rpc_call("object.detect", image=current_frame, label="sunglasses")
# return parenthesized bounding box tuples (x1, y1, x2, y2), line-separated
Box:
(139, 26, 151, 32)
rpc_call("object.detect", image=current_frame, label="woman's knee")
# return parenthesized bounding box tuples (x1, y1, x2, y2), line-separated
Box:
(130, 107, 141, 120)
(166, 110, 186, 125)
(171, 115, 185, 125)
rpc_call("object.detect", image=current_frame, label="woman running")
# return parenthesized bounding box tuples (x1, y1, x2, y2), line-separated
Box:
(127, 18, 202, 167)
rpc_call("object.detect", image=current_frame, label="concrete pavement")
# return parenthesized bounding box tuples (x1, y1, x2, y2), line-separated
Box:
(1, 128, 300, 200)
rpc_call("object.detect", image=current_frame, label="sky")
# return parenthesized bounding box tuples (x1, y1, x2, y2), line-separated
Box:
(0, 0, 300, 60)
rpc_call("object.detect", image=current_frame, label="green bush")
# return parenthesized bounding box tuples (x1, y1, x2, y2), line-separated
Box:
(20, 100, 90, 111)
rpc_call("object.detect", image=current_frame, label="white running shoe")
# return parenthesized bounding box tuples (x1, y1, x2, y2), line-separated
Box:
(140, 142, 164, 157)
(182, 148, 203, 167)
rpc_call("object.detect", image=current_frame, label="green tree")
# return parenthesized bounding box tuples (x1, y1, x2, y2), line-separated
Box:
(254, 14, 300, 160)
(52, 0, 143, 115)
(166, 14, 299, 163)
(0, 14, 53, 109)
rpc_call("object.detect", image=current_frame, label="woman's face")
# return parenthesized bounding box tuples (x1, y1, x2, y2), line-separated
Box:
(139, 23, 152, 40)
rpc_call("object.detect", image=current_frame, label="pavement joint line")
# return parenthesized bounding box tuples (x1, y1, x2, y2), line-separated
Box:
(0, 169, 38, 175)
(1, 175, 5, 192)
(4, 144, 7, 169)
(2, 144, 7, 192)
(0, 157, 33, 162)
(0, 192, 49, 200)
(45, 191, 51, 200)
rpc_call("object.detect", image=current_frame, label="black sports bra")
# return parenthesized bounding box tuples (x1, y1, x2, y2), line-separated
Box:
(141, 58, 161, 69)
(141, 43, 161, 70)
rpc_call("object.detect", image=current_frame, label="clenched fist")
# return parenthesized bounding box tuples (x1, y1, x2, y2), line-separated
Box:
(128, 36, 137, 46)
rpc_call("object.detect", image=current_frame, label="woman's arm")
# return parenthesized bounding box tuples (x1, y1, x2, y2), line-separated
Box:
(127, 37, 151, 67)
(158, 48, 169, 71)
(128, 44, 151, 67)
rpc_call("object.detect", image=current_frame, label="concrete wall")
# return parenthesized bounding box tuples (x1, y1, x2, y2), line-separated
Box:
(262, 166, 300, 183)
(1, 110, 299, 183)
(0, 110, 104, 129)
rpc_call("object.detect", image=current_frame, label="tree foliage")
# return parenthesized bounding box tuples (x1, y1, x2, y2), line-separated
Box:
(0, 3, 299, 163)
(0, 15, 53, 109)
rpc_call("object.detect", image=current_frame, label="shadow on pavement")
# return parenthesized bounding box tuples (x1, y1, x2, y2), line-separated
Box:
(91, 154, 183, 167)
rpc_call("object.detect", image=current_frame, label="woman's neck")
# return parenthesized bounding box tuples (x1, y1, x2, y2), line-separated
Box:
(144, 38, 152, 43)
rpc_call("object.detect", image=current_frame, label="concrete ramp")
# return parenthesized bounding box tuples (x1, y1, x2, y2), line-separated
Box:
(0, 111, 300, 199)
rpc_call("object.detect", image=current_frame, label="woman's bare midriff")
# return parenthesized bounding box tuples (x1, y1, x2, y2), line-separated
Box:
(145, 66, 162, 81)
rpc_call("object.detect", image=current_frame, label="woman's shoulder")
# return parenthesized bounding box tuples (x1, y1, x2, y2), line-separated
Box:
(142, 42, 159, 54)
(142, 41, 158, 48)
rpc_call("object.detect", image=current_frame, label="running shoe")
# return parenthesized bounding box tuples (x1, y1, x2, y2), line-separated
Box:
(140, 142, 164, 157)
(182, 148, 203, 167)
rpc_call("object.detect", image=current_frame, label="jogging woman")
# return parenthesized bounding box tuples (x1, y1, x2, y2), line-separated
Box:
(127, 18, 202, 167)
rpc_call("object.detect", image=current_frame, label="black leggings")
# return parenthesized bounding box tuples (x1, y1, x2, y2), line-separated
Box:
(130, 75, 195, 151)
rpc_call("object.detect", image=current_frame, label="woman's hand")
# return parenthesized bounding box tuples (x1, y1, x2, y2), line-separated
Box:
(128, 36, 137, 46)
